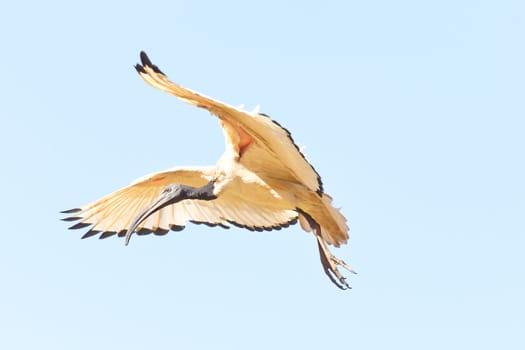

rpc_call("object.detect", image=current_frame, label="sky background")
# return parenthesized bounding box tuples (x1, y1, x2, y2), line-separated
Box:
(1, 1, 524, 349)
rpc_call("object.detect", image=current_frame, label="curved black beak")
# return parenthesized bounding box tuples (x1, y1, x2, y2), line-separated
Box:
(124, 185, 183, 245)
(124, 181, 217, 245)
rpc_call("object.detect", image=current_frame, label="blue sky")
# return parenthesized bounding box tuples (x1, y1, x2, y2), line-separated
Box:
(1, 1, 524, 349)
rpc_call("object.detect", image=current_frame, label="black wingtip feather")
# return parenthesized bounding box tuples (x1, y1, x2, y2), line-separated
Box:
(153, 228, 169, 236)
(81, 229, 101, 239)
(140, 51, 151, 66)
(60, 208, 81, 214)
(139, 51, 165, 75)
(170, 224, 185, 232)
(136, 227, 153, 235)
(99, 231, 117, 239)
(226, 217, 298, 232)
(135, 63, 146, 74)
(69, 222, 91, 230)
(259, 113, 324, 195)
(190, 220, 230, 229)
(151, 64, 164, 75)
(61, 216, 81, 222)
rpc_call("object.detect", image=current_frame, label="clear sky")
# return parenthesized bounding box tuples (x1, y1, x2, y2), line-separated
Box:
(1, 1, 524, 349)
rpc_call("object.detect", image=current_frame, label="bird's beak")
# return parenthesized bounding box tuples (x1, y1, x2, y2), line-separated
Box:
(124, 187, 180, 246)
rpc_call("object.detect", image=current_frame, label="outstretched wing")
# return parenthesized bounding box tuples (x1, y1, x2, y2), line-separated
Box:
(62, 166, 298, 239)
(135, 52, 323, 195)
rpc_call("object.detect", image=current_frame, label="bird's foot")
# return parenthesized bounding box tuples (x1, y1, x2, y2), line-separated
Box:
(316, 237, 356, 290)
(330, 256, 357, 275)
(329, 256, 357, 289)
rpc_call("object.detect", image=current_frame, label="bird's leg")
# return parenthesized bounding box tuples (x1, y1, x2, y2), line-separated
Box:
(315, 234, 356, 289)
(124, 180, 216, 245)
(301, 211, 356, 290)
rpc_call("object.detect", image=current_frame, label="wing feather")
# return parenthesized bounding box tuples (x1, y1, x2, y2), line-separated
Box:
(62, 166, 298, 239)
(135, 52, 323, 195)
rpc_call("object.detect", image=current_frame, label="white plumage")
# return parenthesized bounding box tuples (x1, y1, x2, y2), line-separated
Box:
(62, 52, 355, 289)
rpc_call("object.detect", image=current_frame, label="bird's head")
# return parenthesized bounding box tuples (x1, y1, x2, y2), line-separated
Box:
(124, 184, 186, 245)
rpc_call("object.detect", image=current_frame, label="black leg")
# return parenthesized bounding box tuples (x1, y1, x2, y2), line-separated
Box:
(300, 210, 355, 290)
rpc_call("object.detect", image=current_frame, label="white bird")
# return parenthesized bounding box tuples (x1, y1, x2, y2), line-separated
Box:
(62, 52, 355, 289)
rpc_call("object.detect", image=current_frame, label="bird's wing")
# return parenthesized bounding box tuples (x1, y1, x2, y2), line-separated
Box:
(61, 166, 298, 239)
(135, 52, 323, 195)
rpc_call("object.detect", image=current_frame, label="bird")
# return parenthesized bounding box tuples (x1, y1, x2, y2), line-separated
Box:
(61, 51, 355, 289)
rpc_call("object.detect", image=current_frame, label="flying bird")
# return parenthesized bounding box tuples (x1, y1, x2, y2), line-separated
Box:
(62, 51, 355, 289)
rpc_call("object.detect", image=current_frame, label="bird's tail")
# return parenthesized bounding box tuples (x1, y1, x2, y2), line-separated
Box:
(298, 193, 349, 247)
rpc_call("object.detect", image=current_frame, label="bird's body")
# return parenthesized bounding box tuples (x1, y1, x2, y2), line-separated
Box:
(62, 52, 354, 288)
